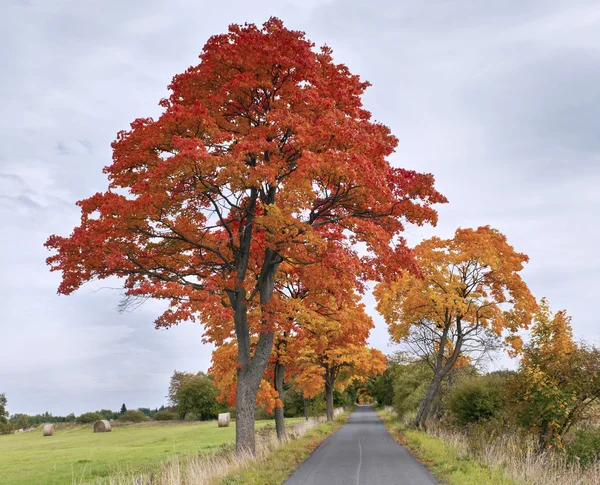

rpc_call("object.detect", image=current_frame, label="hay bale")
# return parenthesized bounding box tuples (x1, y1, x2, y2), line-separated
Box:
(42, 424, 55, 436)
(218, 412, 230, 427)
(93, 420, 112, 433)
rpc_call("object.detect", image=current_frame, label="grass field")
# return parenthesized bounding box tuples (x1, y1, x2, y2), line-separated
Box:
(0, 419, 302, 485)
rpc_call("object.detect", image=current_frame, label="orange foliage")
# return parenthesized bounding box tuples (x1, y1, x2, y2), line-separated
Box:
(376, 226, 537, 362)
(45, 17, 445, 451)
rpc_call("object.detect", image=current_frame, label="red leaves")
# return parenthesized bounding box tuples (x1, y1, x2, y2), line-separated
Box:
(45, 19, 445, 396)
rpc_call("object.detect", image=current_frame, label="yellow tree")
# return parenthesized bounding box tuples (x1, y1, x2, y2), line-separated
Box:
(375, 226, 537, 428)
(292, 300, 387, 421)
(509, 299, 600, 448)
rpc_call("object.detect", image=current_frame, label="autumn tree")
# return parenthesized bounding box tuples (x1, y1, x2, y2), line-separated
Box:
(508, 299, 600, 449)
(210, 247, 384, 434)
(375, 226, 537, 428)
(292, 301, 387, 421)
(45, 18, 445, 454)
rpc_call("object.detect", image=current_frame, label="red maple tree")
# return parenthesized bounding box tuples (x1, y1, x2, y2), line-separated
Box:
(46, 18, 445, 454)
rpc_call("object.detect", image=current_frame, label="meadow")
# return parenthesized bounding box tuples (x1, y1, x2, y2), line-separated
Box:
(0, 418, 302, 485)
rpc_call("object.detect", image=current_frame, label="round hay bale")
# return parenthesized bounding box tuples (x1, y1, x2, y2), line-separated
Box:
(218, 412, 230, 427)
(43, 424, 55, 436)
(93, 420, 112, 433)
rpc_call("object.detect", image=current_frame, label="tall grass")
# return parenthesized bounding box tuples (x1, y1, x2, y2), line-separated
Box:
(382, 407, 600, 485)
(101, 408, 345, 485)
(425, 424, 600, 485)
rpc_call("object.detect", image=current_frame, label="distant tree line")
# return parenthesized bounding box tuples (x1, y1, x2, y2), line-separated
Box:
(0, 365, 362, 435)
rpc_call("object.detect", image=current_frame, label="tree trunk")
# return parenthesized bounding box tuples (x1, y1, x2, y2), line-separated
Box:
(538, 419, 551, 451)
(233, 247, 280, 455)
(325, 378, 334, 422)
(274, 360, 286, 441)
(304, 397, 309, 421)
(415, 373, 444, 429)
(415, 316, 466, 429)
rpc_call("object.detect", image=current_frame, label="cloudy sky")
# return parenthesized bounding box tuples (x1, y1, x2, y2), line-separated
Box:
(1, 0, 599, 416)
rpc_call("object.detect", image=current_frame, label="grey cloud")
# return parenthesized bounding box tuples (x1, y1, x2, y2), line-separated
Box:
(1, 0, 598, 416)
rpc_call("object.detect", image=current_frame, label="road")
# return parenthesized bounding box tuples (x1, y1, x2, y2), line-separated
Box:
(283, 405, 438, 485)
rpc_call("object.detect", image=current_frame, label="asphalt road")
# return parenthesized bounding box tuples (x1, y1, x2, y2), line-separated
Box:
(283, 405, 438, 485)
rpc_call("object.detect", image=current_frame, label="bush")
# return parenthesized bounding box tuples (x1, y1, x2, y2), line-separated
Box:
(76, 412, 103, 424)
(392, 361, 433, 418)
(153, 410, 178, 421)
(567, 428, 600, 467)
(0, 421, 14, 435)
(118, 410, 149, 423)
(447, 374, 506, 427)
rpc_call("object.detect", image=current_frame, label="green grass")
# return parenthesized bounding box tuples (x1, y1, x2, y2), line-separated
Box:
(0, 419, 302, 485)
(219, 411, 351, 485)
(377, 410, 525, 485)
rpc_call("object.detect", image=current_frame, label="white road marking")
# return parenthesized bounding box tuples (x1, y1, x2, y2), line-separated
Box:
(356, 435, 363, 485)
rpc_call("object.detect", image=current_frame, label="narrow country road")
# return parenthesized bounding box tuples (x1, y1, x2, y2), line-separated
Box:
(283, 405, 438, 485)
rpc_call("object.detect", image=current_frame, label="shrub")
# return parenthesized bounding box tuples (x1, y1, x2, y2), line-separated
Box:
(567, 428, 600, 467)
(447, 374, 506, 427)
(77, 412, 103, 424)
(153, 410, 178, 421)
(118, 410, 149, 423)
(392, 361, 433, 418)
(0, 421, 14, 435)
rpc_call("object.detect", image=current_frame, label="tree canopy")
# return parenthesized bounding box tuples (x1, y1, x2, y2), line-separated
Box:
(45, 17, 445, 454)
(375, 226, 537, 427)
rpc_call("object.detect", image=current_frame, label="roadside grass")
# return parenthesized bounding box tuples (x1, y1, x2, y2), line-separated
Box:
(104, 408, 351, 485)
(0, 418, 302, 485)
(376, 409, 525, 485)
(217, 411, 349, 485)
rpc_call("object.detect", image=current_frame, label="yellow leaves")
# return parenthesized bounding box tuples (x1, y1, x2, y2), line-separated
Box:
(505, 335, 524, 357)
(375, 226, 535, 347)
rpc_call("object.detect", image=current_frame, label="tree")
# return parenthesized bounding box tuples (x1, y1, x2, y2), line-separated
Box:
(177, 374, 223, 421)
(366, 352, 405, 407)
(168, 370, 221, 420)
(98, 409, 119, 420)
(375, 226, 537, 428)
(508, 299, 600, 449)
(77, 412, 103, 424)
(120, 403, 127, 415)
(391, 358, 433, 418)
(45, 18, 445, 454)
(292, 305, 388, 422)
(168, 370, 195, 417)
(0, 394, 8, 424)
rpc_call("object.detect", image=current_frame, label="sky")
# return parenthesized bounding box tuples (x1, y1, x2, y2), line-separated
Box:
(1, 0, 599, 416)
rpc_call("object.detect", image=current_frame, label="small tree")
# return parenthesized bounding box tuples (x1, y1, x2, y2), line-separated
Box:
(177, 374, 222, 421)
(0, 394, 7, 424)
(120, 403, 127, 415)
(376, 226, 537, 428)
(98, 409, 119, 421)
(77, 412, 103, 424)
(508, 299, 600, 449)
(168, 371, 196, 416)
